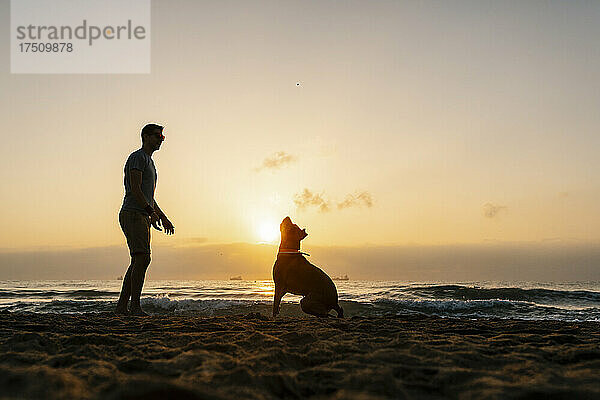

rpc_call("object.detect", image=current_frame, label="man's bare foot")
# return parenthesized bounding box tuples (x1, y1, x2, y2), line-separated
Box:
(114, 306, 129, 316)
(130, 307, 149, 317)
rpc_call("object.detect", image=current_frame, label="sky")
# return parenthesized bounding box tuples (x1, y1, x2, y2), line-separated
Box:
(1, 1, 600, 280)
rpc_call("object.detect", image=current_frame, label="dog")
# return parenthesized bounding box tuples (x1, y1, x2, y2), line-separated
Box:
(272, 217, 344, 318)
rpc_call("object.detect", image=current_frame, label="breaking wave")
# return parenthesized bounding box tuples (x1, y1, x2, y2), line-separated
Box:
(1, 281, 600, 321)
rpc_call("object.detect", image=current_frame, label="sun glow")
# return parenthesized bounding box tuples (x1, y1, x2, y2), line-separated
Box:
(257, 222, 279, 243)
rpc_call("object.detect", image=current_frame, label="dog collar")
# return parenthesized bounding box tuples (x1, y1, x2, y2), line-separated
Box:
(278, 249, 310, 256)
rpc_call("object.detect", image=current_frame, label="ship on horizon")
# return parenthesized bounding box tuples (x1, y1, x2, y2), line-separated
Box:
(333, 274, 349, 281)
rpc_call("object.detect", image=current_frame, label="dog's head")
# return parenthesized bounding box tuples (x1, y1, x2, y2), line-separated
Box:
(280, 216, 307, 248)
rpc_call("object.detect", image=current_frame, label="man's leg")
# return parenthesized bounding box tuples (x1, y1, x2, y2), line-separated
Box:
(115, 259, 134, 314)
(129, 253, 151, 316)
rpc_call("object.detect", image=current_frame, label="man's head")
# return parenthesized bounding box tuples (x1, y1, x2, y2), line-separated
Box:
(141, 123, 165, 151)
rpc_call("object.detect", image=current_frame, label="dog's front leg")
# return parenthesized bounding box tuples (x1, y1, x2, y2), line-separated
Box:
(273, 286, 285, 317)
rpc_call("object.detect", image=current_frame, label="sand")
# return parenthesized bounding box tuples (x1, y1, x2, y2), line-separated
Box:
(1, 307, 599, 400)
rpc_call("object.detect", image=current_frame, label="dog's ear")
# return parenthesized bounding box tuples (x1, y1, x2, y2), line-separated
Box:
(300, 228, 308, 240)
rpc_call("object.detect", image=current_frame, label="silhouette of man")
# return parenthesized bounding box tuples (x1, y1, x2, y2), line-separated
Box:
(115, 123, 175, 316)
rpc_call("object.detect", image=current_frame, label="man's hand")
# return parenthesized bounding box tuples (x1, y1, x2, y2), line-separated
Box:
(150, 211, 162, 231)
(161, 216, 175, 235)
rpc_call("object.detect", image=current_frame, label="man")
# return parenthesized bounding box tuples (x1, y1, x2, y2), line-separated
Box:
(115, 123, 175, 316)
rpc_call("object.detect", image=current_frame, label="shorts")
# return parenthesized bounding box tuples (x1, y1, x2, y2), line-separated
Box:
(119, 209, 151, 255)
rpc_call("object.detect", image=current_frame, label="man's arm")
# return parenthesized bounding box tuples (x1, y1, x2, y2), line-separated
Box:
(153, 201, 175, 235)
(153, 201, 166, 219)
(130, 169, 161, 229)
(130, 170, 150, 209)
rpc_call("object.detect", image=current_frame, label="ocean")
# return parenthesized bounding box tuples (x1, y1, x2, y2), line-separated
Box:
(1, 280, 599, 321)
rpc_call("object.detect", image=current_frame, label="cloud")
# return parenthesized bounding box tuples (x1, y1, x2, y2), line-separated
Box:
(294, 189, 331, 212)
(483, 203, 507, 218)
(294, 189, 375, 212)
(337, 191, 374, 209)
(255, 151, 296, 171)
(178, 237, 208, 245)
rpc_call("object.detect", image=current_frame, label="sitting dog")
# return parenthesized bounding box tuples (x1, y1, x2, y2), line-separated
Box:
(272, 217, 344, 318)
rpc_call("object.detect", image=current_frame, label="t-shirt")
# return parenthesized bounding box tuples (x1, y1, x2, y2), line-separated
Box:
(121, 149, 157, 215)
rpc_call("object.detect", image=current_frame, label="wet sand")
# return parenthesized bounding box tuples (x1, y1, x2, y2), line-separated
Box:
(1, 308, 599, 399)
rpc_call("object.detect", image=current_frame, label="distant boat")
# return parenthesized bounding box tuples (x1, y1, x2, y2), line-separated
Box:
(334, 274, 349, 281)
(116, 275, 123, 280)
(230, 275, 242, 281)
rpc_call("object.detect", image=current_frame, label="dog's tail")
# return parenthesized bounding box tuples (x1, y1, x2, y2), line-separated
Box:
(335, 304, 344, 318)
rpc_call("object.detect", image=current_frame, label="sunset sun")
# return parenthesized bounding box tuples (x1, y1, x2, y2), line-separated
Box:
(257, 221, 279, 243)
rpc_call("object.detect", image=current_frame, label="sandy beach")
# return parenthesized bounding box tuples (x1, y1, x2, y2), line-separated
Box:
(1, 307, 599, 400)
